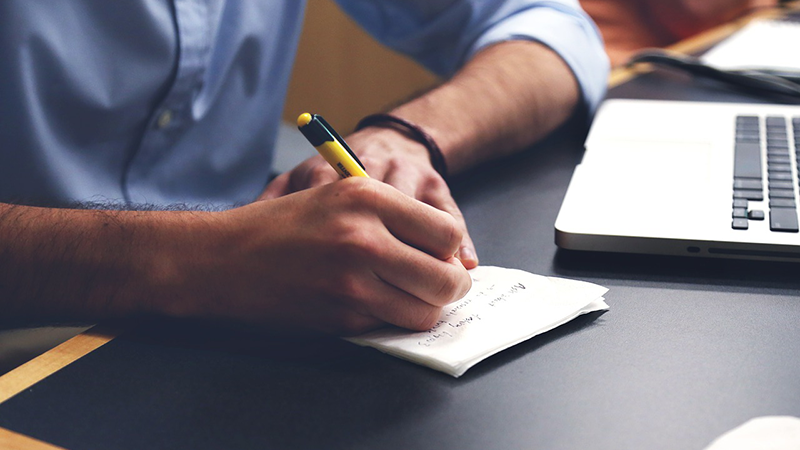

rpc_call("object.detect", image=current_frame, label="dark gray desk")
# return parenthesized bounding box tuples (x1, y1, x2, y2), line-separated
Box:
(1, 71, 800, 450)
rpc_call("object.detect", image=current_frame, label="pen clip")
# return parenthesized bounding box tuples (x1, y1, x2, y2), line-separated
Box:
(316, 115, 367, 172)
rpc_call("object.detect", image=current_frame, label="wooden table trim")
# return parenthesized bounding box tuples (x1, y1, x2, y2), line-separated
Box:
(0, 426, 64, 450)
(0, 324, 120, 405)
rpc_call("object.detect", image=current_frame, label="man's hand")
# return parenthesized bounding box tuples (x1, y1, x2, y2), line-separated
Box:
(261, 126, 479, 269)
(186, 178, 472, 335)
(0, 179, 470, 335)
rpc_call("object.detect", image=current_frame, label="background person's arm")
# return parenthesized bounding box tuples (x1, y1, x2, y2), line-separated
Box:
(0, 179, 471, 334)
(642, 0, 778, 39)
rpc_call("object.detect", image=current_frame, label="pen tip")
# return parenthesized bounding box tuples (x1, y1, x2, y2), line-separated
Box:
(297, 113, 312, 128)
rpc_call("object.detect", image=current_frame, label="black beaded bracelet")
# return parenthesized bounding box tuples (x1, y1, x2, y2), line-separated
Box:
(355, 113, 448, 181)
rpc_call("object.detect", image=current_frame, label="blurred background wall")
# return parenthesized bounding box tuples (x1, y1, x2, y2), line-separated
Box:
(282, 0, 440, 133)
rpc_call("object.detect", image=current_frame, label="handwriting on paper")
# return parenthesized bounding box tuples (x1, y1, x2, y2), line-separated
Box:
(418, 280, 528, 347)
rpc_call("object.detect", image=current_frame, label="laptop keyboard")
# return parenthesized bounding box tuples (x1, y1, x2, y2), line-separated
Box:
(732, 115, 800, 232)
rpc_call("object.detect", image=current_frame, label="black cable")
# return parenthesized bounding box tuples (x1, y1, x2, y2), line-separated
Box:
(626, 49, 800, 102)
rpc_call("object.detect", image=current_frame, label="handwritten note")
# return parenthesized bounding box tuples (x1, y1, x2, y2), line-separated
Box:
(346, 266, 609, 377)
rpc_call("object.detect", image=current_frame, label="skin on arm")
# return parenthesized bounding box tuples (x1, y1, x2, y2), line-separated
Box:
(264, 40, 580, 268)
(0, 178, 471, 335)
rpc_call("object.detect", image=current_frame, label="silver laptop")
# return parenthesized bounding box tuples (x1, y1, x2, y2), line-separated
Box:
(555, 99, 800, 261)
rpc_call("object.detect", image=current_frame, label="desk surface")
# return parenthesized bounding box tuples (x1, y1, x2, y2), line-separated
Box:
(2, 13, 800, 450)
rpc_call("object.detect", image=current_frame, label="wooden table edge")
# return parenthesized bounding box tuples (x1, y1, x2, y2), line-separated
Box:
(0, 324, 120, 405)
(0, 426, 65, 450)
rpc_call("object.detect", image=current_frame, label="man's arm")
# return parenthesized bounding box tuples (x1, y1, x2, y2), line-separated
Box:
(265, 40, 589, 266)
(383, 40, 579, 175)
(0, 179, 471, 334)
(265, 0, 608, 268)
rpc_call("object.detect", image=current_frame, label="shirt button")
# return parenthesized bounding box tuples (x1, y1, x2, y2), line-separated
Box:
(157, 109, 173, 129)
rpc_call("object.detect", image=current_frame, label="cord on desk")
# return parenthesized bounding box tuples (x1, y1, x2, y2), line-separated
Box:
(626, 49, 800, 102)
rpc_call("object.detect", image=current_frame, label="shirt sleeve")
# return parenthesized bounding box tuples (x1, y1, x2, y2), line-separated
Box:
(334, 0, 609, 115)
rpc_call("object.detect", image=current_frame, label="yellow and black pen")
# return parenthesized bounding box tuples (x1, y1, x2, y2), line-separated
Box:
(297, 113, 369, 178)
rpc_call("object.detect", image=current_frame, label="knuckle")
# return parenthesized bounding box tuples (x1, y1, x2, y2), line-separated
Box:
(426, 174, 449, 191)
(308, 165, 335, 186)
(358, 155, 384, 171)
(434, 271, 462, 304)
(337, 177, 381, 205)
(336, 226, 382, 262)
(441, 215, 463, 252)
(334, 272, 364, 302)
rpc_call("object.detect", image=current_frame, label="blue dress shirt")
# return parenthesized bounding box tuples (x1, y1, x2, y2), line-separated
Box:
(0, 0, 607, 208)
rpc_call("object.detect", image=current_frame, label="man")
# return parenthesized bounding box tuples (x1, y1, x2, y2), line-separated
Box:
(0, 1, 608, 335)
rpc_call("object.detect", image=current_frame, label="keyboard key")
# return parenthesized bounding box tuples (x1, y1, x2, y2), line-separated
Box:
(767, 163, 792, 173)
(769, 180, 794, 189)
(766, 116, 786, 126)
(733, 208, 747, 218)
(734, 142, 762, 178)
(767, 147, 790, 156)
(767, 140, 789, 148)
(769, 172, 792, 181)
(737, 116, 759, 125)
(733, 179, 762, 190)
(767, 140, 789, 149)
(736, 125, 759, 131)
(733, 198, 748, 208)
(732, 218, 749, 230)
(770, 199, 797, 208)
(769, 189, 796, 199)
(736, 135, 760, 144)
(770, 207, 799, 232)
(767, 155, 791, 164)
(734, 189, 764, 201)
(748, 209, 765, 220)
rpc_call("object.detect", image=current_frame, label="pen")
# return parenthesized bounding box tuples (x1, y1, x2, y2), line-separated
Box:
(297, 113, 369, 178)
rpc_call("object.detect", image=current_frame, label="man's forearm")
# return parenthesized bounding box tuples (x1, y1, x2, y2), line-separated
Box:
(0, 203, 205, 322)
(388, 40, 580, 175)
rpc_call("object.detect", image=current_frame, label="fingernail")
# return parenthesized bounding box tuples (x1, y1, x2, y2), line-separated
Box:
(459, 246, 478, 267)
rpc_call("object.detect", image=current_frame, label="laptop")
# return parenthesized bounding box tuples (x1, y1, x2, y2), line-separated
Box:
(555, 99, 800, 261)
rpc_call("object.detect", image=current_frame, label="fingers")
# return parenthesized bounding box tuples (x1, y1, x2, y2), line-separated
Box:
(419, 180, 479, 269)
(372, 246, 471, 308)
(380, 157, 478, 269)
(260, 156, 340, 200)
(366, 184, 462, 261)
(355, 274, 448, 331)
(292, 161, 338, 191)
(260, 172, 291, 200)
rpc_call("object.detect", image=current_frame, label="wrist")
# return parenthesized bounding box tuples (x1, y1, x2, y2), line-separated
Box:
(355, 113, 449, 180)
(142, 210, 230, 320)
(350, 125, 435, 168)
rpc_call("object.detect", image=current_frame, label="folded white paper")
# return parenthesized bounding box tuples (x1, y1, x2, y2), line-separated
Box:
(346, 266, 609, 377)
